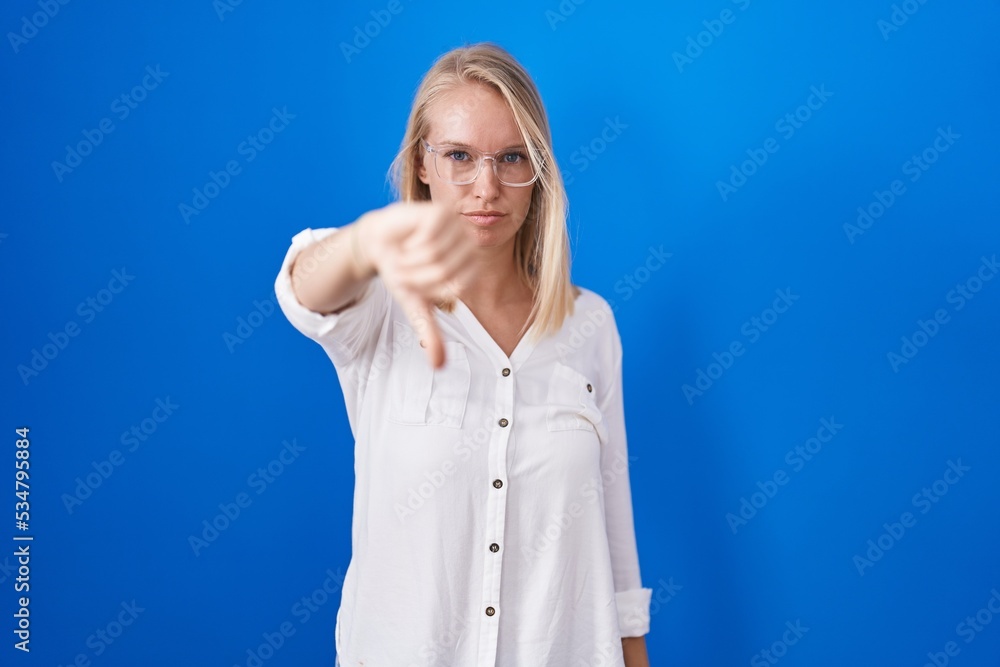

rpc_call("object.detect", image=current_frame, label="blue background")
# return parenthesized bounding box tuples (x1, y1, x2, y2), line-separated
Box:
(3, 1, 999, 665)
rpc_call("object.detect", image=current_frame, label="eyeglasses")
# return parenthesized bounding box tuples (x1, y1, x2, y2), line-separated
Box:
(423, 140, 539, 187)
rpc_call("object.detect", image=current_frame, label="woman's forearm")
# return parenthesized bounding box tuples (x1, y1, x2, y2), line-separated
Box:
(622, 635, 650, 667)
(290, 215, 377, 315)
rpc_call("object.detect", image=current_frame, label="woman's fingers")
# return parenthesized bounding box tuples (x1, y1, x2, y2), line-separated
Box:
(364, 200, 481, 368)
(396, 289, 446, 369)
(384, 209, 477, 296)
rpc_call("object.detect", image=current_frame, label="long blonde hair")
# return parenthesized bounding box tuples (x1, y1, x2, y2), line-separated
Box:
(388, 42, 576, 343)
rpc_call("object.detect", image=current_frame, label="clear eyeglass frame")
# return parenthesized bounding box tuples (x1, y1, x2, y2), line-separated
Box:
(422, 140, 540, 187)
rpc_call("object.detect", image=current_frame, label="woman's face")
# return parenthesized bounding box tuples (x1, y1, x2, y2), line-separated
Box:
(418, 82, 535, 250)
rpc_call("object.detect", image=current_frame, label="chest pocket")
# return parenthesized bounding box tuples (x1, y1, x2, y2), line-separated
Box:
(386, 321, 471, 429)
(545, 362, 609, 443)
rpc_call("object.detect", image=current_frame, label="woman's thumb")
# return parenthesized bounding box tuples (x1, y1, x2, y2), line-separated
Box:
(399, 290, 446, 369)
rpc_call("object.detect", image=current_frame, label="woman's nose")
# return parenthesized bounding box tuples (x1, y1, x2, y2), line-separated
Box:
(474, 157, 501, 200)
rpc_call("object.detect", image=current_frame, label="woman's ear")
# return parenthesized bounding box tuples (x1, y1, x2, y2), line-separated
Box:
(417, 150, 429, 185)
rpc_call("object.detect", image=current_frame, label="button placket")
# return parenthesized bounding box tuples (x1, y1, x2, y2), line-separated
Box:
(476, 359, 516, 664)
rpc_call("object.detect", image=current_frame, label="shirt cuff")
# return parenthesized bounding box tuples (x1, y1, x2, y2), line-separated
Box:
(617, 587, 653, 637)
(274, 226, 362, 345)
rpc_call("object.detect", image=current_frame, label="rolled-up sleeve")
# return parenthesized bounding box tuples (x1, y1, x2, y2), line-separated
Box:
(596, 301, 653, 637)
(273, 226, 388, 369)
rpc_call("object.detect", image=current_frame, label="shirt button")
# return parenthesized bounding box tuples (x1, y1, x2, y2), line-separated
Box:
(493, 479, 503, 489)
(498, 418, 509, 428)
(501, 367, 510, 377)
(485, 606, 496, 617)
(587, 383, 593, 392)
(489, 543, 500, 553)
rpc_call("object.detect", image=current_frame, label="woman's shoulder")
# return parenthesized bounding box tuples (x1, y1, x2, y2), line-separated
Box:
(564, 284, 620, 347)
(570, 283, 614, 315)
(558, 284, 622, 370)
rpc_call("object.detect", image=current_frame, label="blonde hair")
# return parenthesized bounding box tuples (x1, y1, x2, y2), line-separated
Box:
(388, 42, 576, 343)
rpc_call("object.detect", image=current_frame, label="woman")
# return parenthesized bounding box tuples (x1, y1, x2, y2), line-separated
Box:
(274, 42, 652, 667)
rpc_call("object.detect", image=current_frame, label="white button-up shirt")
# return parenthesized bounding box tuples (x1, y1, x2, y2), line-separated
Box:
(274, 226, 652, 667)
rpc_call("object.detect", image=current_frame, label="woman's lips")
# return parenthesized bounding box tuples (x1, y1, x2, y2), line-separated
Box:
(463, 212, 506, 226)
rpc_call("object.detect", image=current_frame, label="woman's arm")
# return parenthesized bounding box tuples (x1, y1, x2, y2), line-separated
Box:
(622, 635, 650, 667)
(594, 301, 654, 642)
(289, 215, 376, 316)
(288, 201, 476, 368)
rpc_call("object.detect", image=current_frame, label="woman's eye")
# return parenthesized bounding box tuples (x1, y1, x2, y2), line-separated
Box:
(446, 150, 471, 161)
(501, 152, 526, 163)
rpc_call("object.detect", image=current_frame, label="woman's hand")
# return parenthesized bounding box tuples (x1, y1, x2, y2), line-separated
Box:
(356, 201, 477, 369)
